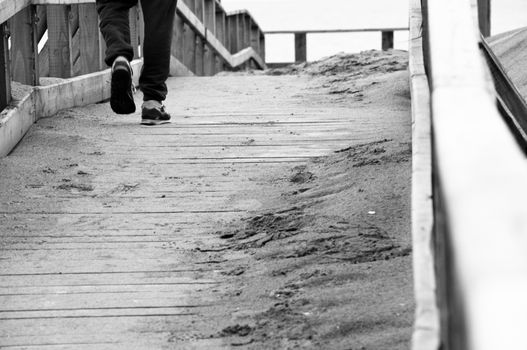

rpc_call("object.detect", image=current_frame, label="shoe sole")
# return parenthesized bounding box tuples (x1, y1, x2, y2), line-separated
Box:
(110, 68, 136, 115)
(140, 119, 171, 126)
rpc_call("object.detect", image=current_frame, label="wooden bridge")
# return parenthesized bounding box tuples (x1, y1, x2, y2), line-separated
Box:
(0, 0, 526, 349)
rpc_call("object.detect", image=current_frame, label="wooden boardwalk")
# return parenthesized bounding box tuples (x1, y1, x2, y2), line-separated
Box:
(0, 74, 404, 349)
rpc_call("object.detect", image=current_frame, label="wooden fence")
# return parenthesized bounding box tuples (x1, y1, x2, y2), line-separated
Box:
(411, 0, 527, 349)
(1, 0, 265, 109)
(265, 27, 408, 63)
(0, 0, 265, 156)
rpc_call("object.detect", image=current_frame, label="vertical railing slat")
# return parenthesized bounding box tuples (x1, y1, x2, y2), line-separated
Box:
(47, 5, 73, 78)
(477, 0, 491, 37)
(0, 23, 11, 110)
(194, 0, 204, 76)
(295, 32, 307, 63)
(172, 12, 185, 64)
(259, 32, 265, 62)
(78, 3, 99, 74)
(204, 0, 215, 76)
(381, 30, 394, 51)
(10, 6, 38, 85)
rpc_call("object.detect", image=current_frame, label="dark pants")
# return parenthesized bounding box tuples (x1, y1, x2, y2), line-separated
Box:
(96, 0, 177, 101)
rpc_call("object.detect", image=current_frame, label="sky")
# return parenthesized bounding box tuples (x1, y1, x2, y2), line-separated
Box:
(221, 0, 527, 63)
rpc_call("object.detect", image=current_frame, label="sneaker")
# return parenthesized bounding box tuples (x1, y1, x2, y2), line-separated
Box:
(110, 57, 136, 114)
(141, 101, 171, 125)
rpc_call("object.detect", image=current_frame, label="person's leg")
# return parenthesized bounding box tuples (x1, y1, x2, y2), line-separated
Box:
(96, 0, 137, 66)
(96, 0, 138, 114)
(139, 0, 177, 102)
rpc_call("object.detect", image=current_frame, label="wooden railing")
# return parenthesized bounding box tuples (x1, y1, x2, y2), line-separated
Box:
(0, 0, 265, 109)
(411, 0, 527, 349)
(265, 27, 408, 63)
(0, 0, 265, 156)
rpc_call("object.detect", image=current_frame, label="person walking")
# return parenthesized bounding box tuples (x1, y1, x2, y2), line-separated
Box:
(96, 0, 177, 125)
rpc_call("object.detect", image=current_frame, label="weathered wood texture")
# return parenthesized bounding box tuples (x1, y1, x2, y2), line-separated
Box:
(269, 28, 407, 63)
(46, 5, 73, 78)
(381, 31, 394, 51)
(295, 33, 307, 63)
(9, 6, 39, 85)
(425, 0, 527, 349)
(0, 73, 410, 346)
(408, 0, 440, 349)
(1, 0, 264, 106)
(477, 0, 491, 37)
(0, 23, 9, 110)
(0, 0, 265, 157)
(78, 4, 99, 74)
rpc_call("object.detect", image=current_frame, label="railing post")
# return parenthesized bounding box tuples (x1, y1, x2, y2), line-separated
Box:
(243, 14, 251, 49)
(477, 0, 491, 37)
(381, 30, 394, 51)
(10, 6, 39, 86)
(250, 23, 260, 53)
(47, 5, 73, 78)
(294, 32, 307, 63)
(78, 4, 100, 74)
(259, 33, 266, 63)
(204, 0, 216, 76)
(0, 23, 11, 111)
(36, 6, 50, 77)
(194, 0, 205, 76)
(227, 14, 240, 54)
(172, 11, 185, 64)
(183, 0, 196, 73)
(215, 4, 225, 46)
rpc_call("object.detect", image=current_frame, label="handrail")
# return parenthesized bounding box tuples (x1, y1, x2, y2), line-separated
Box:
(266, 27, 408, 63)
(415, 0, 527, 349)
(408, 0, 439, 349)
(265, 27, 408, 34)
(0, 0, 266, 157)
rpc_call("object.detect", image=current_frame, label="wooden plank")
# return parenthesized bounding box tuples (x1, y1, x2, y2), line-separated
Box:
(265, 27, 409, 34)
(203, 46, 215, 76)
(78, 3, 99, 74)
(426, 0, 527, 349)
(38, 43, 49, 77)
(0, 92, 34, 156)
(183, 23, 196, 73)
(98, 19, 107, 69)
(47, 5, 73, 78)
(172, 13, 185, 64)
(230, 47, 264, 69)
(203, 0, 215, 75)
(382, 31, 394, 51)
(408, 0, 440, 349)
(243, 14, 251, 50)
(194, 0, 204, 76)
(32, 0, 96, 4)
(477, 0, 491, 37)
(9, 6, 39, 85)
(0, 23, 10, 110)
(259, 33, 266, 63)
(250, 25, 260, 55)
(204, 0, 215, 34)
(215, 7, 226, 46)
(35, 59, 143, 117)
(227, 14, 240, 53)
(0, 0, 32, 25)
(295, 32, 307, 63)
